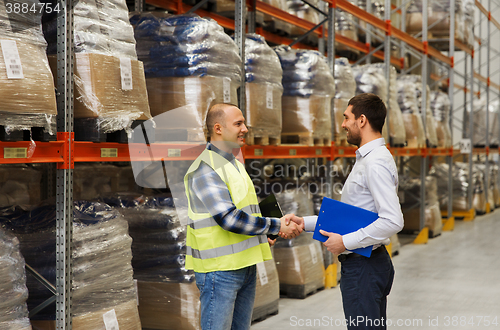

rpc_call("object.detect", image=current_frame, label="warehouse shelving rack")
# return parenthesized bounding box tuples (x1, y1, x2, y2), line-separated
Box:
(1, 0, 498, 327)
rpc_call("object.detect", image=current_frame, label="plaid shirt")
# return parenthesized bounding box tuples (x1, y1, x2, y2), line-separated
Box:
(186, 143, 280, 236)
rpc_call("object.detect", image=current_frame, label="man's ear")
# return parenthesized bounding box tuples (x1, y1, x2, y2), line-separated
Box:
(358, 114, 367, 128)
(214, 123, 222, 135)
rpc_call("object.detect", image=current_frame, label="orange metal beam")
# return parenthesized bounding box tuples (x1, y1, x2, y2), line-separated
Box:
(243, 145, 332, 159)
(390, 3, 402, 15)
(455, 39, 473, 55)
(475, 0, 488, 17)
(0, 141, 65, 164)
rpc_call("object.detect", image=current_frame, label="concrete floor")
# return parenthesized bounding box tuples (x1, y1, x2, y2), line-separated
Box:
(251, 209, 500, 330)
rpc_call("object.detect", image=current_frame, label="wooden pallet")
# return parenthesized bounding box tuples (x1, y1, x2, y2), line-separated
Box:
(335, 137, 349, 147)
(281, 133, 331, 146)
(246, 128, 280, 146)
(0, 126, 54, 142)
(263, 19, 292, 36)
(280, 282, 324, 299)
(251, 300, 279, 323)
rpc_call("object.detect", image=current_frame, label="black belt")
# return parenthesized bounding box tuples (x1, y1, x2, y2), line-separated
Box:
(338, 245, 387, 262)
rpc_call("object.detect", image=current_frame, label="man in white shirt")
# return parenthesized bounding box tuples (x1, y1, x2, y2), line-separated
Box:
(290, 93, 404, 330)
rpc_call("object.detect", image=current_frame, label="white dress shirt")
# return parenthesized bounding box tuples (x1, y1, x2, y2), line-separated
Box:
(304, 138, 404, 251)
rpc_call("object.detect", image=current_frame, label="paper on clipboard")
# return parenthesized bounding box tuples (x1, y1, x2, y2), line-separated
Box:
(312, 197, 378, 257)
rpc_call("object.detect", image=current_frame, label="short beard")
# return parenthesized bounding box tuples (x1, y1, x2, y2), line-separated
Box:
(347, 133, 361, 147)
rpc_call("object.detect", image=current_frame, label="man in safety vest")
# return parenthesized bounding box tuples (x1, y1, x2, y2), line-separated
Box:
(184, 103, 302, 330)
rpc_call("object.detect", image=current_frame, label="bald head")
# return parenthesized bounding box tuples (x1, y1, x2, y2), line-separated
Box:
(206, 103, 236, 141)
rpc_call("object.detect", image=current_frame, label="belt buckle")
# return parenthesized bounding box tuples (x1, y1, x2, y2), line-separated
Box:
(338, 254, 347, 262)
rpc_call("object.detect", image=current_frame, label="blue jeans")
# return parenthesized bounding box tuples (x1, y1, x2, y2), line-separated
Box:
(340, 247, 395, 330)
(195, 265, 257, 330)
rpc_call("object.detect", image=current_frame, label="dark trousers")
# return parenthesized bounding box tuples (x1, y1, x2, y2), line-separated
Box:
(339, 247, 395, 330)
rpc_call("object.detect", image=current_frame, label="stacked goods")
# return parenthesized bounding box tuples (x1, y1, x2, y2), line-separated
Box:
(0, 228, 31, 330)
(351, 0, 385, 44)
(132, 13, 241, 142)
(261, 0, 291, 35)
(0, 0, 57, 137)
(430, 91, 452, 148)
(333, 58, 356, 145)
(274, 233, 325, 298)
(335, 9, 359, 58)
(397, 76, 428, 148)
(490, 163, 500, 207)
(475, 163, 498, 211)
(430, 162, 486, 213)
(252, 252, 280, 322)
(102, 194, 200, 330)
(405, 0, 464, 42)
(244, 34, 283, 146)
(400, 176, 442, 237)
(398, 75, 438, 147)
(274, 189, 324, 298)
(463, 98, 500, 147)
(461, 0, 474, 47)
(0, 165, 42, 207)
(352, 64, 406, 146)
(0, 202, 141, 329)
(44, 0, 151, 136)
(287, 0, 320, 37)
(275, 46, 334, 146)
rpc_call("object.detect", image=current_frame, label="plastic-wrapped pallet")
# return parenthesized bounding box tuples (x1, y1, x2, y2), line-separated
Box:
(399, 176, 442, 237)
(0, 202, 141, 329)
(0, 228, 31, 330)
(461, 0, 474, 48)
(430, 91, 452, 148)
(287, 0, 320, 37)
(430, 162, 486, 214)
(351, 0, 385, 44)
(252, 251, 280, 322)
(352, 64, 406, 146)
(275, 46, 334, 146)
(475, 163, 496, 212)
(261, 0, 291, 35)
(102, 193, 200, 330)
(406, 0, 464, 42)
(132, 13, 241, 142)
(335, 9, 359, 58)
(333, 58, 356, 145)
(0, 165, 42, 207)
(73, 163, 133, 201)
(463, 98, 500, 147)
(0, 0, 57, 137)
(244, 34, 283, 145)
(396, 75, 435, 147)
(490, 163, 500, 207)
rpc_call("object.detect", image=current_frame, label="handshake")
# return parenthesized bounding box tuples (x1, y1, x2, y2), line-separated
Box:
(274, 214, 305, 241)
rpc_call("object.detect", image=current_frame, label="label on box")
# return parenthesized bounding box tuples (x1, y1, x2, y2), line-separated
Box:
(223, 77, 231, 103)
(266, 85, 273, 109)
(103, 309, 120, 330)
(309, 243, 318, 264)
(459, 139, 471, 154)
(120, 57, 133, 90)
(256, 262, 268, 286)
(1, 39, 24, 79)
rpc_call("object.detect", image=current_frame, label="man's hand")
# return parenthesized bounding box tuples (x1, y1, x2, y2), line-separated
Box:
(279, 214, 302, 239)
(285, 214, 305, 230)
(319, 230, 346, 254)
(268, 237, 276, 246)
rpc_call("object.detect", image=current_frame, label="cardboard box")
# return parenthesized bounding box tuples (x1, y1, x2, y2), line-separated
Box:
(137, 281, 201, 330)
(253, 258, 279, 321)
(31, 299, 141, 330)
(246, 82, 282, 136)
(402, 204, 443, 236)
(281, 95, 332, 138)
(49, 53, 151, 120)
(0, 40, 56, 116)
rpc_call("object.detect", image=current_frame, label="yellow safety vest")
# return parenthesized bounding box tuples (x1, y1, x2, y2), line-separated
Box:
(184, 148, 273, 273)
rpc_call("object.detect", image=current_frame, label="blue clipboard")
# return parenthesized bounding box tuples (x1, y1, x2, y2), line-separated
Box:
(312, 197, 378, 257)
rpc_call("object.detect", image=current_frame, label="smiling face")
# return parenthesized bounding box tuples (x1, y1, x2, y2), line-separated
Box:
(217, 105, 248, 148)
(342, 105, 362, 147)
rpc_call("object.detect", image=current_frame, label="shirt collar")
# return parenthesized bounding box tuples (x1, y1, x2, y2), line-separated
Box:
(207, 142, 236, 163)
(355, 137, 386, 161)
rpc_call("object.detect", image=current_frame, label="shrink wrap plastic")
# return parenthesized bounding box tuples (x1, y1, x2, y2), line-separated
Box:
(0, 202, 141, 328)
(400, 176, 442, 235)
(132, 13, 241, 140)
(405, 0, 464, 41)
(475, 163, 499, 210)
(397, 75, 437, 147)
(0, 228, 31, 330)
(0, 165, 42, 207)
(244, 34, 283, 138)
(287, 0, 320, 36)
(430, 162, 486, 213)
(102, 193, 200, 330)
(430, 91, 452, 148)
(463, 98, 500, 147)
(275, 46, 334, 140)
(335, 8, 359, 53)
(0, 0, 56, 133)
(351, 0, 385, 42)
(44, 0, 137, 59)
(461, 0, 474, 47)
(333, 58, 356, 141)
(352, 64, 406, 146)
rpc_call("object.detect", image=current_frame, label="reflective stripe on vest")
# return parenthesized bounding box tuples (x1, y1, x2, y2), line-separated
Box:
(186, 235, 268, 260)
